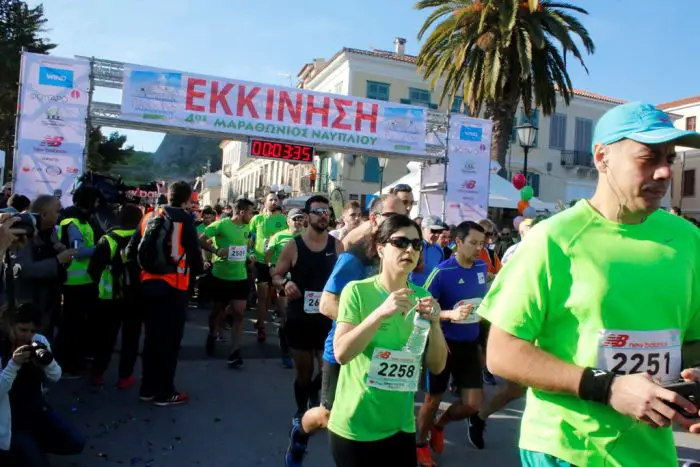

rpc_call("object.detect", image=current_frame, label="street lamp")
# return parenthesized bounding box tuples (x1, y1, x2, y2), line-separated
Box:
(378, 157, 389, 193)
(515, 122, 539, 176)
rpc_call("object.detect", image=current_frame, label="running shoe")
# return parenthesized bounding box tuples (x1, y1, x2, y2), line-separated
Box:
(483, 368, 497, 385)
(281, 356, 294, 369)
(116, 375, 136, 390)
(227, 350, 243, 368)
(416, 444, 436, 467)
(285, 424, 307, 467)
(467, 414, 486, 449)
(429, 425, 445, 454)
(154, 392, 189, 407)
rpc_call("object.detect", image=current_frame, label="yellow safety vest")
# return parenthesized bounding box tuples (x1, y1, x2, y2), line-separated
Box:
(58, 218, 95, 286)
(98, 229, 135, 300)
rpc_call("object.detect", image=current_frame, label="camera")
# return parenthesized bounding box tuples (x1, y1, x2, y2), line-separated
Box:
(27, 341, 54, 366)
(13, 213, 39, 237)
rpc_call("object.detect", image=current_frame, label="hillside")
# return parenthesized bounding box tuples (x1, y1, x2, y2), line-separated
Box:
(153, 134, 223, 178)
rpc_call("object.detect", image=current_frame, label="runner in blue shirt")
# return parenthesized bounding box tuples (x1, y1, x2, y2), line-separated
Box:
(415, 220, 489, 466)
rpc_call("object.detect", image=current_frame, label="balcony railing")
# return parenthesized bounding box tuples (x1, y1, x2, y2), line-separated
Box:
(561, 150, 594, 168)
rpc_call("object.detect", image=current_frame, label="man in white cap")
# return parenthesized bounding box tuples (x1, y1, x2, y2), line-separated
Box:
(479, 102, 700, 466)
(410, 215, 447, 287)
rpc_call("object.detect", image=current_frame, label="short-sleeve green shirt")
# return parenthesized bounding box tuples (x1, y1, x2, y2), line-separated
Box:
(478, 201, 700, 467)
(203, 218, 250, 281)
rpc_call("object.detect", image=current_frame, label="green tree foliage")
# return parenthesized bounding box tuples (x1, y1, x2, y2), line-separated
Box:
(87, 126, 134, 172)
(415, 0, 594, 166)
(0, 0, 56, 181)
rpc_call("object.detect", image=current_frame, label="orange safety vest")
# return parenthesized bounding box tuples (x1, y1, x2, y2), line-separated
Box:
(139, 209, 190, 291)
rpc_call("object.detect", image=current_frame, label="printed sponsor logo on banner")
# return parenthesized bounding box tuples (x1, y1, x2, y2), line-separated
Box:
(461, 179, 477, 190)
(459, 126, 483, 142)
(38, 66, 74, 88)
(461, 160, 477, 173)
(65, 166, 79, 174)
(30, 91, 68, 104)
(45, 165, 62, 176)
(41, 136, 64, 147)
(39, 156, 59, 162)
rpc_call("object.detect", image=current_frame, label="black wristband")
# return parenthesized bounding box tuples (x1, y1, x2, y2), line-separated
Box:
(578, 367, 616, 404)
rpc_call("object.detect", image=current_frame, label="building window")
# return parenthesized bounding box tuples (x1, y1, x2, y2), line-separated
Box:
(363, 156, 380, 182)
(451, 96, 464, 114)
(334, 82, 344, 94)
(366, 81, 390, 101)
(549, 113, 567, 150)
(408, 88, 431, 107)
(683, 169, 696, 197)
(574, 117, 593, 153)
(687, 116, 696, 132)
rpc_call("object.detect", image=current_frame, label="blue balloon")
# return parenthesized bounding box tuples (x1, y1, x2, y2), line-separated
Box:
(523, 206, 537, 219)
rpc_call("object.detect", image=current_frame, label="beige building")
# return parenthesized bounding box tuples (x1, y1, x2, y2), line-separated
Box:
(220, 38, 631, 207)
(298, 39, 628, 206)
(658, 96, 700, 217)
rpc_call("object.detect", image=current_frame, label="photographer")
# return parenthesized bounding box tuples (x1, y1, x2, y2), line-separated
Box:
(9, 196, 76, 338)
(0, 304, 85, 465)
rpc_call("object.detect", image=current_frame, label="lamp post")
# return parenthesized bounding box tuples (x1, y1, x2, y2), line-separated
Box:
(515, 122, 539, 177)
(378, 157, 389, 193)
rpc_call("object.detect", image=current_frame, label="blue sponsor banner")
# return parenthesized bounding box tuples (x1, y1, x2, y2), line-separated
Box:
(38, 66, 74, 88)
(459, 125, 483, 142)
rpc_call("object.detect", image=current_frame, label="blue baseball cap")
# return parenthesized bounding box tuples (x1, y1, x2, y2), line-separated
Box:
(592, 101, 700, 152)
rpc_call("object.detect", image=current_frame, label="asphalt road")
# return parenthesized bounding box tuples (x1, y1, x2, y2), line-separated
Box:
(45, 306, 700, 467)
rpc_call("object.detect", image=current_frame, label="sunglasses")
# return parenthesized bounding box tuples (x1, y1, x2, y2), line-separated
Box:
(390, 184, 413, 194)
(309, 208, 330, 216)
(387, 236, 423, 251)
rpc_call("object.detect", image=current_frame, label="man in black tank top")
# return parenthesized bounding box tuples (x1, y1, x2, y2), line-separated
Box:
(272, 195, 344, 425)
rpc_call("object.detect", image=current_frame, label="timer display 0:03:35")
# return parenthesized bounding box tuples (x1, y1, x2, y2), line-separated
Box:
(250, 140, 314, 162)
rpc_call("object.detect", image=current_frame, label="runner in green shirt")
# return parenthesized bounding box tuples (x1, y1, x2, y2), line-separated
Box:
(478, 102, 700, 467)
(328, 214, 447, 467)
(265, 207, 306, 369)
(200, 198, 255, 368)
(248, 193, 287, 342)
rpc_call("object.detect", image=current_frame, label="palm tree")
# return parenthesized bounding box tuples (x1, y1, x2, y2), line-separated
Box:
(415, 0, 594, 167)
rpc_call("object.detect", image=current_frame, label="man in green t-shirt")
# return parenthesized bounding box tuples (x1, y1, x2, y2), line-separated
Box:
(248, 193, 287, 342)
(200, 198, 255, 367)
(265, 208, 306, 369)
(478, 102, 700, 467)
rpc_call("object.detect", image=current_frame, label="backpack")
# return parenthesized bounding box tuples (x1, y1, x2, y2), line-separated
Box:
(137, 212, 183, 274)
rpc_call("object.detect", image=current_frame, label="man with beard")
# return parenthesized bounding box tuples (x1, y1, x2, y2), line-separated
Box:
(272, 195, 343, 427)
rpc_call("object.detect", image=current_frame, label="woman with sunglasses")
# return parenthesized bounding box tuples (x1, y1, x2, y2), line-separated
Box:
(329, 214, 447, 467)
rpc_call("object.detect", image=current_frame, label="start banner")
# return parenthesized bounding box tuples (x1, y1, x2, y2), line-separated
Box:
(120, 65, 427, 156)
(14, 53, 89, 206)
(444, 115, 492, 224)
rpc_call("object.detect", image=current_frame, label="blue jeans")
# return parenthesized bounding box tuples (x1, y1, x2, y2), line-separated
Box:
(520, 449, 575, 467)
(0, 408, 85, 466)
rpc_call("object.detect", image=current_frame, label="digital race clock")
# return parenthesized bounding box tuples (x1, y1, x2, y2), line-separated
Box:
(249, 139, 315, 163)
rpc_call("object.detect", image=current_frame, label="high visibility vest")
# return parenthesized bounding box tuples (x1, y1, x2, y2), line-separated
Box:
(139, 210, 190, 291)
(58, 218, 95, 286)
(98, 229, 136, 300)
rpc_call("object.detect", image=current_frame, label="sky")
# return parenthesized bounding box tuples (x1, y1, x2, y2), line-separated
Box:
(28, 0, 700, 153)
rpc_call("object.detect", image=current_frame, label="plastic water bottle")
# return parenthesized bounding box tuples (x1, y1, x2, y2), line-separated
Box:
(402, 313, 431, 354)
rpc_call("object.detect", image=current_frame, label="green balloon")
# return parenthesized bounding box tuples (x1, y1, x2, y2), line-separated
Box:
(520, 186, 534, 201)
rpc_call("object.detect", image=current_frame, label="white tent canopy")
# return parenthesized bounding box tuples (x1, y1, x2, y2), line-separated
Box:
(378, 165, 557, 214)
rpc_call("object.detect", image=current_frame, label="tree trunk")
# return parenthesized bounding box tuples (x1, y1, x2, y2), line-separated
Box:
(484, 93, 520, 171)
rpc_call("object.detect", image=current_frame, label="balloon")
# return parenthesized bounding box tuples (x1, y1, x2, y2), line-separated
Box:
(520, 185, 534, 201)
(523, 206, 537, 219)
(517, 200, 529, 214)
(513, 216, 524, 230)
(512, 173, 527, 190)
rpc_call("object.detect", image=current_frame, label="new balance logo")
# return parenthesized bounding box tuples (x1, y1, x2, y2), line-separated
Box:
(602, 334, 629, 348)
